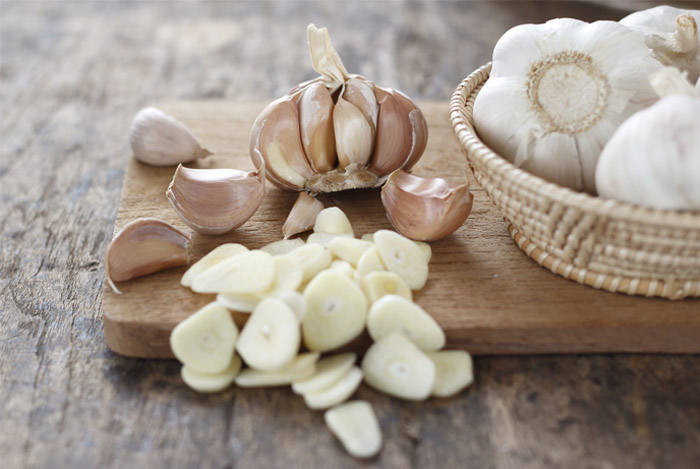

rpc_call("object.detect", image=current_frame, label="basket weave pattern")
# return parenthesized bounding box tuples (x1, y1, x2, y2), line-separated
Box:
(450, 64, 700, 300)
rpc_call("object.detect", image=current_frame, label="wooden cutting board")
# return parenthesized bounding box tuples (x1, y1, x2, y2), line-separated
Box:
(102, 101, 700, 358)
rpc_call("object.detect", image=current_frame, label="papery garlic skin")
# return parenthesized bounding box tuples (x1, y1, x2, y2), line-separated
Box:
(621, 6, 700, 83)
(473, 19, 662, 194)
(130, 107, 211, 166)
(381, 171, 473, 241)
(166, 165, 265, 235)
(595, 95, 700, 210)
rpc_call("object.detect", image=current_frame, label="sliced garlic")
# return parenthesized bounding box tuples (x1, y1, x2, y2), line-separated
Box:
(170, 301, 238, 374)
(361, 271, 412, 304)
(356, 245, 386, 277)
(329, 260, 357, 278)
(234, 352, 320, 387)
(216, 292, 260, 314)
(302, 270, 368, 352)
(105, 218, 190, 293)
(327, 237, 373, 266)
(181, 243, 249, 287)
(367, 295, 444, 351)
(166, 165, 265, 235)
(299, 83, 336, 173)
(282, 192, 325, 239)
(181, 355, 242, 394)
(259, 238, 306, 256)
(303, 366, 364, 410)
(129, 107, 211, 166)
(361, 332, 435, 401)
(282, 243, 333, 283)
(314, 206, 355, 236)
(190, 250, 275, 295)
(236, 297, 301, 371)
(267, 255, 304, 295)
(381, 170, 473, 241)
(373, 229, 429, 290)
(343, 77, 379, 132)
(292, 352, 357, 395)
(306, 232, 352, 247)
(273, 290, 307, 321)
(324, 401, 382, 459)
(426, 350, 474, 398)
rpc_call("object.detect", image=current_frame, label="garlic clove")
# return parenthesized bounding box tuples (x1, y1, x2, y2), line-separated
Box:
(105, 217, 190, 293)
(324, 401, 382, 459)
(649, 66, 699, 98)
(368, 87, 414, 177)
(302, 366, 364, 410)
(129, 107, 212, 166)
(343, 77, 379, 133)
(391, 89, 428, 172)
(181, 243, 249, 287)
(366, 294, 445, 351)
(426, 350, 474, 398)
(250, 96, 315, 190)
(314, 206, 355, 236)
(282, 192, 325, 239)
(166, 164, 265, 235)
(299, 83, 337, 173)
(181, 355, 242, 394)
(190, 250, 276, 295)
(361, 271, 412, 304)
(381, 170, 473, 241)
(260, 238, 306, 256)
(333, 95, 374, 170)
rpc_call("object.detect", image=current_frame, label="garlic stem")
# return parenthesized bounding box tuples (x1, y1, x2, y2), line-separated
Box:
(307, 24, 349, 86)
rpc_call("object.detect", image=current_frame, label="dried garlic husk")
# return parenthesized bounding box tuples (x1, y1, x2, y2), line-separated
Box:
(595, 67, 700, 210)
(381, 170, 473, 241)
(130, 107, 212, 166)
(250, 24, 428, 194)
(473, 18, 662, 194)
(166, 164, 265, 235)
(621, 6, 700, 84)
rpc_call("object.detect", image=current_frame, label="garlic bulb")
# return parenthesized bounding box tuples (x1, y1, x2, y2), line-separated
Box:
(621, 6, 700, 84)
(130, 107, 212, 166)
(473, 18, 662, 194)
(166, 165, 266, 235)
(250, 24, 428, 194)
(380, 170, 473, 241)
(595, 67, 700, 210)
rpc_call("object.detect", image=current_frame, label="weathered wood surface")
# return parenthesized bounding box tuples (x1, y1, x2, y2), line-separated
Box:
(2, 1, 699, 468)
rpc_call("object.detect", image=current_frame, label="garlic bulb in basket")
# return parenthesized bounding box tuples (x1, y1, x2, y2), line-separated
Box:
(595, 67, 700, 210)
(473, 18, 661, 194)
(621, 5, 700, 84)
(250, 24, 428, 193)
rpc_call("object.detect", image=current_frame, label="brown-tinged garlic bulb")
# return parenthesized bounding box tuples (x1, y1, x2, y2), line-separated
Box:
(381, 170, 473, 241)
(283, 192, 325, 239)
(250, 24, 428, 194)
(130, 107, 212, 166)
(105, 218, 191, 294)
(166, 165, 266, 235)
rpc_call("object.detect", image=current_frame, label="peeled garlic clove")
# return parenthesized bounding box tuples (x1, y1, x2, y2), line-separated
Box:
(259, 237, 306, 256)
(361, 271, 412, 303)
(381, 170, 473, 241)
(190, 250, 275, 295)
(267, 255, 304, 295)
(292, 352, 357, 395)
(367, 295, 445, 351)
(391, 89, 428, 171)
(373, 229, 429, 290)
(344, 77, 379, 133)
(368, 87, 414, 177)
(236, 297, 301, 371)
(426, 350, 474, 398)
(181, 355, 242, 394)
(327, 237, 373, 266)
(181, 243, 249, 287)
(283, 192, 324, 239)
(314, 206, 355, 236)
(299, 83, 336, 173)
(361, 332, 435, 401)
(356, 245, 386, 277)
(250, 96, 315, 190)
(303, 366, 364, 410)
(170, 301, 238, 374)
(105, 218, 190, 293)
(166, 165, 265, 235)
(216, 292, 260, 314)
(282, 243, 333, 283)
(333, 95, 374, 170)
(234, 352, 320, 387)
(129, 107, 212, 166)
(273, 290, 307, 321)
(324, 401, 382, 459)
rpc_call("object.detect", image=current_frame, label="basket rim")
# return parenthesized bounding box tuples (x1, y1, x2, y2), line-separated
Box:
(449, 63, 700, 229)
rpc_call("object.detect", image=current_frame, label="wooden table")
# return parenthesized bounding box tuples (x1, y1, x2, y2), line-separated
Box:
(1, 2, 698, 467)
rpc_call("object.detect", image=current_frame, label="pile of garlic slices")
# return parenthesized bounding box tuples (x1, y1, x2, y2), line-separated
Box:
(473, 5, 700, 209)
(170, 207, 474, 459)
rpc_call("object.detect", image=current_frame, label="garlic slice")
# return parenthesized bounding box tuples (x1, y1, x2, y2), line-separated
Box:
(373, 230, 429, 290)
(129, 107, 211, 166)
(334, 95, 374, 170)
(181, 355, 242, 394)
(292, 352, 357, 395)
(324, 401, 382, 459)
(367, 295, 445, 351)
(166, 165, 265, 235)
(181, 243, 249, 287)
(234, 352, 320, 387)
(381, 170, 473, 241)
(105, 218, 190, 293)
(190, 250, 275, 295)
(282, 192, 324, 239)
(303, 366, 363, 410)
(427, 350, 474, 398)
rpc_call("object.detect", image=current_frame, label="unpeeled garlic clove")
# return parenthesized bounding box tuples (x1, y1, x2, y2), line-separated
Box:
(391, 89, 428, 172)
(368, 88, 414, 177)
(343, 77, 379, 134)
(105, 218, 190, 294)
(299, 83, 337, 173)
(381, 170, 473, 241)
(166, 164, 265, 235)
(129, 107, 212, 166)
(333, 95, 374, 170)
(283, 192, 325, 239)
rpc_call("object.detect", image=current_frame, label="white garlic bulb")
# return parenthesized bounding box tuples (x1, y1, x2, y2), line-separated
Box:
(595, 67, 700, 210)
(621, 6, 700, 84)
(130, 107, 212, 166)
(473, 18, 662, 194)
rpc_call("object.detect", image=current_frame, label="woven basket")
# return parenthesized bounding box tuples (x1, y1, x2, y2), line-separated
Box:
(449, 63, 700, 300)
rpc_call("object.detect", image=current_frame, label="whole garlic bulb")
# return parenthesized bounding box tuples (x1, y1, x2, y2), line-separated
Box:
(250, 24, 428, 194)
(473, 18, 662, 194)
(620, 6, 700, 84)
(595, 67, 700, 210)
